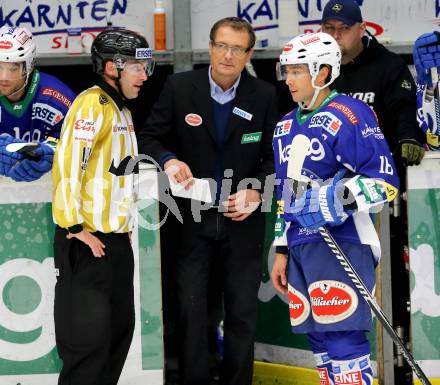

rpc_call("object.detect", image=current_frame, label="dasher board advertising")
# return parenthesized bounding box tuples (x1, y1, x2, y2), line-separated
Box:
(2, 1, 440, 53)
(0, 0, 174, 54)
(0, 171, 164, 384)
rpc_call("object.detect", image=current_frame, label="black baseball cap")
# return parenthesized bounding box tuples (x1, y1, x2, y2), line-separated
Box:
(322, 0, 363, 26)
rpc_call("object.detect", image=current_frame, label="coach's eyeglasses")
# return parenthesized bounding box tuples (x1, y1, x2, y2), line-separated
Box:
(210, 41, 251, 57)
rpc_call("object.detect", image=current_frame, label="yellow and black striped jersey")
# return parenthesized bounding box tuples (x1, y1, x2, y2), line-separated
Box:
(52, 82, 138, 233)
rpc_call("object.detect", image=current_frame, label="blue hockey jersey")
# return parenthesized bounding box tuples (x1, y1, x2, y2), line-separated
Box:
(0, 70, 75, 142)
(273, 90, 400, 257)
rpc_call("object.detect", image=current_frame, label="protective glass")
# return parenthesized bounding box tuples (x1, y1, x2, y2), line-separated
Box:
(276, 62, 310, 81)
(211, 41, 249, 57)
(0, 62, 26, 81)
(113, 55, 155, 76)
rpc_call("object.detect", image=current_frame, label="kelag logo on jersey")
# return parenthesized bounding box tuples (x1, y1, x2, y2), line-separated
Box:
(274, 119, 292, 137)
(32, 103, 63, 126)
(277, 137, 325, 163)
(309, 112, 342, 136)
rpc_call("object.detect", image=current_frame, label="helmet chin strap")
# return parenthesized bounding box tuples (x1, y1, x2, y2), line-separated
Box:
(106, 68, 127, 99)
(299, 87, 320, 110)
(299, 75, 331, 110)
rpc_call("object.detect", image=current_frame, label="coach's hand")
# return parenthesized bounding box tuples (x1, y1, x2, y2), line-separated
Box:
(223, 189, 261, 221)
(164, 158, 194, 190)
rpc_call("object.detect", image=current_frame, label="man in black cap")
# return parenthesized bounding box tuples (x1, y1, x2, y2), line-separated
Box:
(321, 1, 423, 384)
(321, 0, 424, 165)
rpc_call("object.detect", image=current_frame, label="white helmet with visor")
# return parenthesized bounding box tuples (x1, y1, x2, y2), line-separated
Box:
(278, 32, 341, 108)
(0, 26, 36, 77)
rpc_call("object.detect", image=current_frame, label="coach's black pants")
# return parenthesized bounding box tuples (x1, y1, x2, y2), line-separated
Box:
(176, 212, 261, 385)
(53, 227, 135, 385)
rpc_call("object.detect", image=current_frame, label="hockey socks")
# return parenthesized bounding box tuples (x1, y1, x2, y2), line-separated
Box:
(332, 354, 373, 385)
(313, 352, 335, 385)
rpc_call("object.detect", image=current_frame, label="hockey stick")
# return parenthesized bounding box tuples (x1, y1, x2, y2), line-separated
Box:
(430, 67, 440, 138)
(6, 142, 40, 159)
(286, 135, 432, 385)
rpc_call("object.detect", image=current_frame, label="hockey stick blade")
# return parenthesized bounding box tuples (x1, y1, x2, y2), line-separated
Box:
(319, 227, 431, 385)
(6, 142, 40, 159)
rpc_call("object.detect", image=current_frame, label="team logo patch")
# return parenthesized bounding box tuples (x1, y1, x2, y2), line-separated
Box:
(276, 199, 284, 215)
(99, 94, 109, 105)
(113, 123, 134, 133)
(41, 87, 72, 108)
(355, 177, 385, 204)
(332, 3, 343, 12)
(328, 102, 359, 124)
(185, 113, 203, 126)
(274, 119, 292, 137)
(274, 219, 283, 235)
(309, 112, 342, 136)
(288, 284, 311, 326)
(74, 119, 95, 132)
(241, 132, 261, 144)
(401, 79, 412, 90)
(283, 43, 293, 52)
(135, 48, 152, 59)
(361, 125, 384, 139)
(333, 370, 362, 385)
(232, 106, 253, 121)
(16, 30, 30, 45)
(308, 280, 358, 324)
(301, 35, 320, 45)
(0, 40, 13, 50)
(318, 367, 331, 385)
(31, 103, 64, 125)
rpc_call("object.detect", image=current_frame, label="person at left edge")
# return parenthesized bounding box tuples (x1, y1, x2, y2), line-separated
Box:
(52, 28, 154, 385)
(138, 16, 277, 385)
(0, 26, 75, 182)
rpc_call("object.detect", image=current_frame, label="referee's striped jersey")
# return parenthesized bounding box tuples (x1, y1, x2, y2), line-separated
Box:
(52, 81, 138, 233)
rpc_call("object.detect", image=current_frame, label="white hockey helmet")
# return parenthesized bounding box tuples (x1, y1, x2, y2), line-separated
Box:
(279, 32, 341, 89)
(0, 26, 36, 75)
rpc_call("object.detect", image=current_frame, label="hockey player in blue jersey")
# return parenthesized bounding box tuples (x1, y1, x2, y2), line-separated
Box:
(0, 26, 75, 182)
(270, 32, 399, 385)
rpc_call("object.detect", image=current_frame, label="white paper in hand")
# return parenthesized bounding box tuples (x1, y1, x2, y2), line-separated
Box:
(168, 176, 213, 203)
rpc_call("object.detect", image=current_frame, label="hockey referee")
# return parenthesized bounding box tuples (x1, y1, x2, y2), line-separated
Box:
(52, 29, 154, 385)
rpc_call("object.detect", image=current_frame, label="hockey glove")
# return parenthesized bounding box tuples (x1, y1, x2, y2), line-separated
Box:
(0, 134, 24, 176)
(8, 142, 54, 182)
(289, 169, 352, 230)
(400, 139, 425, 166)
(413, 31, 440, 87)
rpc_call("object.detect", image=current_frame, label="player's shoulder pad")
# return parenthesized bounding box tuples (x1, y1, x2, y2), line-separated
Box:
(327, 94, 375, 126)
(37, 71, 76, 108)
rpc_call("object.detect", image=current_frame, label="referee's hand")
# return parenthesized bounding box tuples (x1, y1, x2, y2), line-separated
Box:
(67, 230, 106, 258)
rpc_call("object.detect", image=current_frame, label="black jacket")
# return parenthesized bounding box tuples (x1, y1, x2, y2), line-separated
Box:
(138, 67, 277, 254)
(331, 33, 423, 154)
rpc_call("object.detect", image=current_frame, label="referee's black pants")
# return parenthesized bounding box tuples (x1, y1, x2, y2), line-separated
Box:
(176, 211, 261, 385)
(53, 227, 135, 385)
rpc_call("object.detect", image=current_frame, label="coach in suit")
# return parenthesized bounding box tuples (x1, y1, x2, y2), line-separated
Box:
(138, 17, 277, 385)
